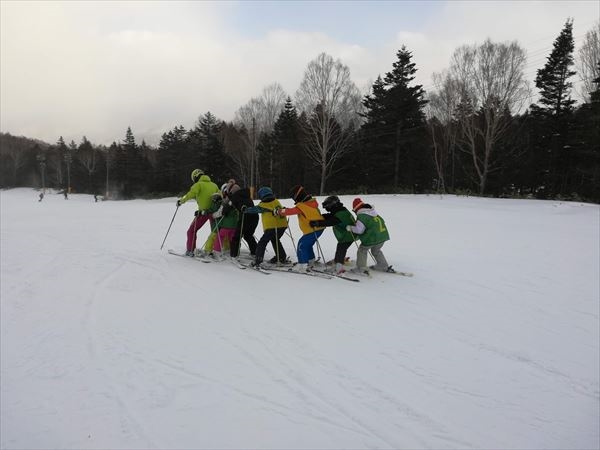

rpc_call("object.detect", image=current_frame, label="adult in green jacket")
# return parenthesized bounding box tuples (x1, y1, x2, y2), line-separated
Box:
(177, 169, 219, 256)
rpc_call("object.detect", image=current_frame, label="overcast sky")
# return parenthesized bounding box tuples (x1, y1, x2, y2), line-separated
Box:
(1, 0, 598, 146)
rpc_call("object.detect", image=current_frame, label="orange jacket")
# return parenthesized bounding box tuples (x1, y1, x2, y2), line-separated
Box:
(280, 198, 325, 235)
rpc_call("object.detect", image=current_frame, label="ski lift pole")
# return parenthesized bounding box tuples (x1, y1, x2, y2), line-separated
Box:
(160, 204, 180, 250)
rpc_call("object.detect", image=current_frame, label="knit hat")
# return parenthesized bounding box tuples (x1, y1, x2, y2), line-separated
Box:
(257, 186, 274, 200)
(352, 197, 365, 212)
(290, 185, 311, 203)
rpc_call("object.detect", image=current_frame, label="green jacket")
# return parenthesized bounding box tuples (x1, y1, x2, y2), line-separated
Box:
(332, 209, 356, 243)
(354, 209, 390, 246)
(179, 175, 219, 211)
(216, 206, 239, 229)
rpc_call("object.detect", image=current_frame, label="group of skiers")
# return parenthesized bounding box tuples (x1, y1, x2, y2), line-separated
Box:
(176, 168, 394, 275)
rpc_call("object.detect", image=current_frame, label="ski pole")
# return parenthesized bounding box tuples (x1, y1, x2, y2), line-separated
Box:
(235, 208, 246, 257)
(200, 215, 224, 254)
(160, 204, 179, 250)
(349, 229, 377, 264)
(284, 218, 297, 253)
(191, 211, 200, 253)
(313, 228, 326, 264)
(214, 215, 225, 254)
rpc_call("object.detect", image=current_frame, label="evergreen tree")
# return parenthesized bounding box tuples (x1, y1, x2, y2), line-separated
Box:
(113, 127, 149, 198)
(531, 19, 578, 197)
(272, 98, 306, 195)
(533, 19, 577, 117)
(76, 136, 97, 193)
(361, 47, 429, 192)
(156, 126, 188, 194)
(192, 112, 231, 184)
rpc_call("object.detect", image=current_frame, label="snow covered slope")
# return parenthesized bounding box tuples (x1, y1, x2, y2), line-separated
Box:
(1, 188, 598, 449)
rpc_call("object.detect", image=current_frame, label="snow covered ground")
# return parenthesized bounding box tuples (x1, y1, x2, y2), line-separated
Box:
(1, 188, 598, 449)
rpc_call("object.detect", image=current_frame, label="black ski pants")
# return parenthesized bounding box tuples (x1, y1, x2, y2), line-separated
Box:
(334, 241, 353, 264)
(230, 214, 259, 257)
(255, 227, 287, 264)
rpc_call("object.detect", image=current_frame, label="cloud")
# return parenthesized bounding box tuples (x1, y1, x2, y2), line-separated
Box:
(1, 1, 598, 146)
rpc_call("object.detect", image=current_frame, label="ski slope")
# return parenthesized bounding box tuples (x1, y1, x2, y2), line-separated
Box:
(1, 188, 598, 449)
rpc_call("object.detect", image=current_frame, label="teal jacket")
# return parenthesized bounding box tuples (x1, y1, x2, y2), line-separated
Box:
(179, 175, 219, 211)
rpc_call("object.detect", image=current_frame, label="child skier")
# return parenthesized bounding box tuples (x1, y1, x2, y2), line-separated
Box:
(346, 197, 393, 274)
(210, 192, 239, 260)
(308, 195, 355, 275)
(221, 180, 258, 258)
(275, 185, 325, 272)
(243, 186, 288, 267)
(176, 169, 219, 256)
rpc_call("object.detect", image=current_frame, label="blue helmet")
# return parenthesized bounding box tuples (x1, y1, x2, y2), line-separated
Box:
(257, 186, 274, 200)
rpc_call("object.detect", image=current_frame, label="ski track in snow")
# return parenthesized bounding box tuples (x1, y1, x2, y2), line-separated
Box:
(1, 189, 599, 449)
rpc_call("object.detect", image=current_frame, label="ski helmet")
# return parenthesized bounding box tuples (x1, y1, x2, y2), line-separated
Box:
(211, 192, 223, 202)
(322, 195, 341, 211)
(191, 168, 204, 182)
(221, 183, 229, 194)
(290, 185, 311, 203)
(257, 186, 274, 200)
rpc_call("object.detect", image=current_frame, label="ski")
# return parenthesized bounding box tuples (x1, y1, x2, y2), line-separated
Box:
(369, 265, 414, 277)
(248, 265, 272, 275)
(393, 271, 414, 277)
(309, 268, 360, 282)
(230, 258, 247, 269)
(261, 266, 333, 279)
(235, 261, 272, 275)
(167, 249, 212, 263)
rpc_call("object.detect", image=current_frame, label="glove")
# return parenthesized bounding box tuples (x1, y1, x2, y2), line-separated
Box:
(194, 210, 200, 217)
(176, 199, 182, 207)
(273, 206, 285, 217)
(346, 225, 353, 232)
(212, 207, 223, 219)
(309, 220, 320, 228)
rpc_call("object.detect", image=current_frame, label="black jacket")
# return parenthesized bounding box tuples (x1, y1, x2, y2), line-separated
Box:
(310, 202, 345, 228)
(224, 187, 254, 214)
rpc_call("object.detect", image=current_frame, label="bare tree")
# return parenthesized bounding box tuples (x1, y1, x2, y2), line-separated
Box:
(234, 98, 262, 194)
(426, 71, 462, 193)
(295, 53, 362, 194)
(221, 122, 251, 186)
(234, 83, 288, 193)
(448, 39, 530, 195)
(577, 21, 600, 103)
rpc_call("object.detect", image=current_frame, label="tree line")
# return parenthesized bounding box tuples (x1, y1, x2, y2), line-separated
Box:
(1, 19, 598, 202)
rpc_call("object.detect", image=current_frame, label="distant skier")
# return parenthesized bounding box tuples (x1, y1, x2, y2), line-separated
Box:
(274, 185, 325, 273)
(63, 189, 68, 200)
(308, 195, 355, 275)
(176, 169, 219, 257)
(346, 198, 393, 275)
(38, 192, 44, 202)
(94, 194, 98, 202)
